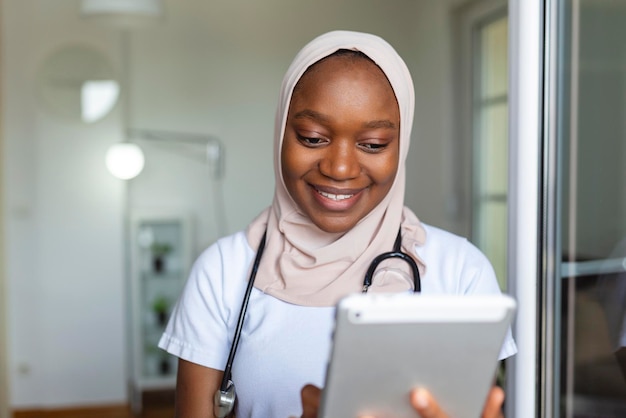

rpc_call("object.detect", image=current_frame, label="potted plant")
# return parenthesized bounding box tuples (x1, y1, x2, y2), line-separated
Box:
(152, 295, 170, 327)
(158, 353, 172, 375)
(144, 343, 172, 376)
(150, 241, 172, 273)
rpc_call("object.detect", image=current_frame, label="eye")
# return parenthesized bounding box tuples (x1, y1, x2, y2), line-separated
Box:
(358, 142, 388, 153)
(297, 134, 328, 147)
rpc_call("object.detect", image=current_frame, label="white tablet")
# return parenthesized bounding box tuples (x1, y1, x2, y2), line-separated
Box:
(318, 293, 516, 418)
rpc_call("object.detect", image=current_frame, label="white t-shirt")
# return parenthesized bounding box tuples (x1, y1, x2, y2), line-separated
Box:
(159, 223, 517, 418)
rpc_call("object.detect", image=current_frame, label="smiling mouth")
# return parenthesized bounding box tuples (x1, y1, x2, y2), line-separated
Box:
(316, 189, 355, 201)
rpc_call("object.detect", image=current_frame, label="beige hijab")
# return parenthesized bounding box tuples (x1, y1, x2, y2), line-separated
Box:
(246, 30, 426, 307)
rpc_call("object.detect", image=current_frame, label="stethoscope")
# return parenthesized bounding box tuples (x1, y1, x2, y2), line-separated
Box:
(213, 229, 422, 418)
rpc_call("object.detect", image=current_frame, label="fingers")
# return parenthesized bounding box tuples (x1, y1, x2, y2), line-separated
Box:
(300, 384, 322, 418)
(359, 388, 437, 418)
(317, 385, 504, 418)
(409, 387, 448, 418)
(481, 386, 505, 418)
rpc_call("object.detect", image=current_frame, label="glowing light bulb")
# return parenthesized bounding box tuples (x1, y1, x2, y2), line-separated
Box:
(105, 143, 145, 180)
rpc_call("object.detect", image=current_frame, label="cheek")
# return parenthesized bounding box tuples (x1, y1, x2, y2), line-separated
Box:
(281, 139, 300, 182)
(280, 138, 311, 203)
(375, 151, 400, 186)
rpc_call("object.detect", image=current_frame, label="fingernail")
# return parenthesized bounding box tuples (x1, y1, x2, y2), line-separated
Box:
(413, 388, 429, 409)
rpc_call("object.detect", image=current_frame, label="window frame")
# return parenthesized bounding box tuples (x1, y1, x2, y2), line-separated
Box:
(453, 0, 508, 289)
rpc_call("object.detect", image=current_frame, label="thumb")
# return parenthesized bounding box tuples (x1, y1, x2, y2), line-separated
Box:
(410, 388, 448, 418)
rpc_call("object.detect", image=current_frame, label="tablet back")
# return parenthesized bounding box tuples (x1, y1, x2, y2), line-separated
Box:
(318, 293, 516, 418)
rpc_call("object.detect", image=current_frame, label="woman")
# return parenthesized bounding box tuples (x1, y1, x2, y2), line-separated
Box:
(159, 30, 516, 418)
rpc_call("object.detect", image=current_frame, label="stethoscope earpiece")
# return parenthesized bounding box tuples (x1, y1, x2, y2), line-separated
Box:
(214, 380, 236, 418)
(362, 229, 421, 293)
(362, 250, 421, 293)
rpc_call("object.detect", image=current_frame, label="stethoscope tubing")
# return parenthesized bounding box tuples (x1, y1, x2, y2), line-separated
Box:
(362, 250, 421, 293)
(220, 230, 267, 392)
(216, 227, 421, 410)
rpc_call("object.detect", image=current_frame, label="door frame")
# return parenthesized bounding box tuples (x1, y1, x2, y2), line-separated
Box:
(507, 0, 544, 417)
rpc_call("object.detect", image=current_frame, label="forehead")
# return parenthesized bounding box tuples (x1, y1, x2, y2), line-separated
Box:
(294, 53, 393, 95)
(290, 55, 399, 117)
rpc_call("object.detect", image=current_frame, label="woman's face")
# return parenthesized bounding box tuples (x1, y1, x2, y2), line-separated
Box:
(281, 54, 400, 234)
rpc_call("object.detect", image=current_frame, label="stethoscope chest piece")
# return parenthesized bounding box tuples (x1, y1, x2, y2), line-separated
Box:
(214, 379, 236, 418)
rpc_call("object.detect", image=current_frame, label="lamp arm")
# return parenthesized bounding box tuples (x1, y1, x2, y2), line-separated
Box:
(127, 128, 223, 178)
(126, 128, 220, 146)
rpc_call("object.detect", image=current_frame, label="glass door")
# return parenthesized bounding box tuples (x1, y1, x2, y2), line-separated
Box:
(510, 0, 626, 416)
(551, 0, 626, 416)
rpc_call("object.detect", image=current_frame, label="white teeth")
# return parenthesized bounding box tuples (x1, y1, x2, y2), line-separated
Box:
(317, 190, 354, 201)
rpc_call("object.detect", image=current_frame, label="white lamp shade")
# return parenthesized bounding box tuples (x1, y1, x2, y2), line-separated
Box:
(106, 143, 145, 180)
(81, 80, 120, 123)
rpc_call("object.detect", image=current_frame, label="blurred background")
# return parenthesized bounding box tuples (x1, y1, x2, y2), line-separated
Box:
(1, 0, 482, 413)
(1, 0, 625, 417)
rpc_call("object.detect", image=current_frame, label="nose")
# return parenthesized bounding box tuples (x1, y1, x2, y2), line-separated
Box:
(318, 141, 361, 180)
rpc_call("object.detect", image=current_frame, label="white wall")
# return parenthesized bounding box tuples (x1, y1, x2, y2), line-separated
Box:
(2, 0, 466, 408)
(3, 0, 127, 406)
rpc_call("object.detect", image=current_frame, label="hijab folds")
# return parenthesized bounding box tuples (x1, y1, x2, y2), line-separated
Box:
(246, 30, 426, 307)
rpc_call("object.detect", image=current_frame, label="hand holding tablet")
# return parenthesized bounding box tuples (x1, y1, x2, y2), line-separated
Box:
(317, 293, 516, 418)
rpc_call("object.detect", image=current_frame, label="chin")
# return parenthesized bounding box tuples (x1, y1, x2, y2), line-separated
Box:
(311, 219, 355, 235)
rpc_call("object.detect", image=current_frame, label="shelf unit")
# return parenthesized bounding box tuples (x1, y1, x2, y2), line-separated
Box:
(128, 211, 192, 412)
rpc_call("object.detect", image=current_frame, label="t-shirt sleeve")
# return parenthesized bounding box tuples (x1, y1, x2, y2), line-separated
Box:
(454, 239, 518, 360)
(158, 238, 242, 370)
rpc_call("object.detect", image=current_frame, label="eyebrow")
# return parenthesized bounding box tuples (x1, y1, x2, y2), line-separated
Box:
(293, 109, 397, 129)
(362, 119, 397, 129)
(293, 109, 332, 123)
